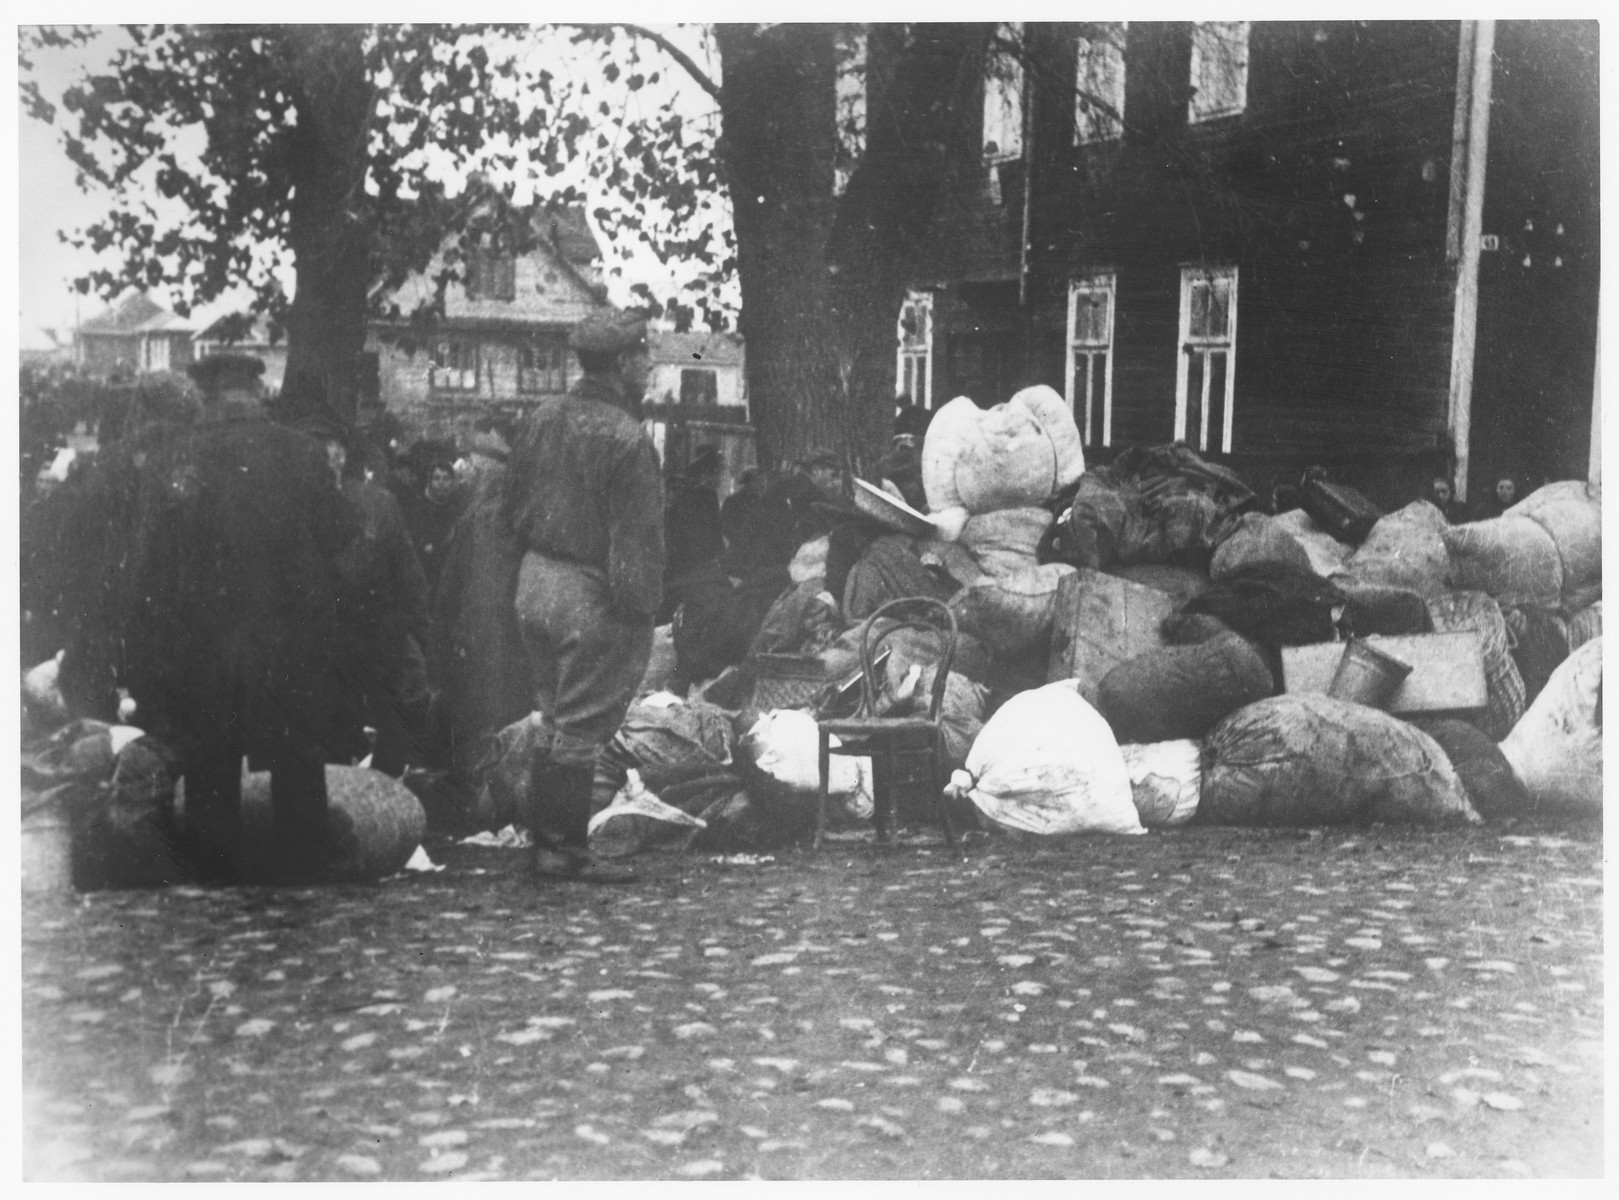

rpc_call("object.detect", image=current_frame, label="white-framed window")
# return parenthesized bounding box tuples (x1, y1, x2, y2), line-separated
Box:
(1075, 23, 1127, 144)
(679, 367, 719, 406)
(1176, 266, 1238, 453)
(430, 339, 480, 393)
(1189, 21, 1250, 123)
(896, 290, 934, 408)
(517, 336, 568, 394)
(983, 23, 1025, 163)
(1066, 272, 1117, 447)
(834, 27, 867, 198)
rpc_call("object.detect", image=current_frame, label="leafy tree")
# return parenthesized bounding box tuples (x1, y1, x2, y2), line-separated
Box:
(24, 23, 1095, 475)
(20, 23, 643, 423)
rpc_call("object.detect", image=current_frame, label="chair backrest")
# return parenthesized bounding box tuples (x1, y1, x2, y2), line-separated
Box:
(856, 596, 959, 721)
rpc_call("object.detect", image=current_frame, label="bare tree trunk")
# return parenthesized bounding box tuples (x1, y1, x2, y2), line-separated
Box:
(278, 26, 373, 425)
(717, 24, 984, 477)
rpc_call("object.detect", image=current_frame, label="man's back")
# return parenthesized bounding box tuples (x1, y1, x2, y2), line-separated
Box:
(504, 377, 665, 620)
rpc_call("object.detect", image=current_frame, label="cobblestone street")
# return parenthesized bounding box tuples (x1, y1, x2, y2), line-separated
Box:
(19, 821, 1604, 1180)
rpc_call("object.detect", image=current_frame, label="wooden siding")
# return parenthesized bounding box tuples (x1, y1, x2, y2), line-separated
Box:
(912, 21, 1472, 499)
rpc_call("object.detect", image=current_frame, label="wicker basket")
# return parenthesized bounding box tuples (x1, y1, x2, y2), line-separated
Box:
(749, 654, 829, 711)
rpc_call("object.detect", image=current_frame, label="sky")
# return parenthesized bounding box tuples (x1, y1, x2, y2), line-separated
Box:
(12, 22, 728, 350)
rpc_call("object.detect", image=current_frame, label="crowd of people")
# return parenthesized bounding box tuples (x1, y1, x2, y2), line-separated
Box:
(21, 303, 1546, 887)
(18, 310, 909, 886)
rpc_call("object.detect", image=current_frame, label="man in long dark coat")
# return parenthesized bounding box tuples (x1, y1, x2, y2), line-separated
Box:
(56, 402, 361, 881)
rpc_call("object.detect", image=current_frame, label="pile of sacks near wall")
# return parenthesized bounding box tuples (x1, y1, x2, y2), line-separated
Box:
(480, 384, 1601, 854)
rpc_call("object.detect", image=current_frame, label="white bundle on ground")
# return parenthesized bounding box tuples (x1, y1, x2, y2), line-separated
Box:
(1498, 637, 1603, 815)
(946, 679, 1143, 836)
(922, 387, 1084, 541)
(741, 709, 873, 819)
(1119, 740, 1202, 827)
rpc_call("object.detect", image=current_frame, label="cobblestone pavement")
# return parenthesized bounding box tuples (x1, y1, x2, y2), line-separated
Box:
(19, 821, 1605, 1180)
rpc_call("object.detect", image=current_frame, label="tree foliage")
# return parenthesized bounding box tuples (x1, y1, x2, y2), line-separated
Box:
(21, 23, 730, 420)
(23, 22, 1121, 467)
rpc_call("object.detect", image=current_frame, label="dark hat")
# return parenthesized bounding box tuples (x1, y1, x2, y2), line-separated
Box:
(801, 451, 842, 471)
(291, 410, 350, 446)
(570, 310, 648, 356)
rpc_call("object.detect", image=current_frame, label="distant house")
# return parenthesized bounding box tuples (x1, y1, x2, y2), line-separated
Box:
(192, 312, 289, 393)
(364, 206, 610, 431)
(72, 293, 195, 377)
(646, 330, 747, 416)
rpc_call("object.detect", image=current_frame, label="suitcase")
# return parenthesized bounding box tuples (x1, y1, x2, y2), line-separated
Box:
(1300, 478, 1383, 545)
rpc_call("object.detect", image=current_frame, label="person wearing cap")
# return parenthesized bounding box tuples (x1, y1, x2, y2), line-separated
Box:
(501, 309, 663, 883)
(60, 401, 362, 883)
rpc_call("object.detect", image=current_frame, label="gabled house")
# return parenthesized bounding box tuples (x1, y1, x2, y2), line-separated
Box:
(364, 206, 610, 429)
(192, 311, 289, 394)
(72, 293, 195, 378)
(894, 20, 1598, 506)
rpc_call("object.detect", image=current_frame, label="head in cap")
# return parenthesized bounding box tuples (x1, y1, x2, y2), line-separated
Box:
(571, 309, 652, 408)
(571, 309, 648, 362)
(292, 411, 352, 485)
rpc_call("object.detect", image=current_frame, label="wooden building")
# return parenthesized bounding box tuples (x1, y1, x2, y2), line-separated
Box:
(72, 293, 195, 379)
(902, 20, 1598, 506)
(364, 206, 610, 435)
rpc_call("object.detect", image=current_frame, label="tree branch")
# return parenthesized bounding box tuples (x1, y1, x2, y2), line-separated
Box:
(571, 23, 721, 102)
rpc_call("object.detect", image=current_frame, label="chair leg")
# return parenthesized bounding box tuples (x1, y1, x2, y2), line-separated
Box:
(872, 752, 892, 843)
(931, 733, 958, 852)
(814, 728, 831, 851)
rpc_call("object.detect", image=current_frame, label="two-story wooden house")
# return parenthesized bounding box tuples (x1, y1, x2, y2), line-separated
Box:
(900, 20, 1598, 506)
(364, 206, 610, 433)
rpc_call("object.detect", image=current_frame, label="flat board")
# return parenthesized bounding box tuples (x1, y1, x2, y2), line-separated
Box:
(1281, 632, 1487, 714)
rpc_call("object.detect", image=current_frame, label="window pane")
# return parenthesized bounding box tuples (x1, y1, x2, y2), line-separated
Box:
(1075, 23, 1127, 144)
(983, 23, 1024, 161)
(680, 368, 719, 406)
(1190, 21, 1250, 121)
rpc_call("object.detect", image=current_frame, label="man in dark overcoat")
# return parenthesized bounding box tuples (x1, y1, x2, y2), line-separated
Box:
(56, 400, 361, 881)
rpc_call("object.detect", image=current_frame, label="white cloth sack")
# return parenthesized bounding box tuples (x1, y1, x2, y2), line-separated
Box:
(1119, 740, 1202, 827)
(742, 709, 873, 818)
(1499, 637, 1603, 814)
(946, 679, 1143, 836)
(922, 387, 1084, 541)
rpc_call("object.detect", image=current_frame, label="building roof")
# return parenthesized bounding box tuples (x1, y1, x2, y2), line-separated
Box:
(77, 292, 191, 337)
(195, 311, 283, 347)
(542, 206, 601, 268)
(649, 330, 745, 368)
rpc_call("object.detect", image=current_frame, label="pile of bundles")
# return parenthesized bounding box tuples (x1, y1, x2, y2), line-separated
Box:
(482, 382, 1600, 856)
(20, 659, 428, 890)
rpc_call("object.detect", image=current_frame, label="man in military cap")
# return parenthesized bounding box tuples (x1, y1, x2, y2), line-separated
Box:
(501, 309, 663, 883)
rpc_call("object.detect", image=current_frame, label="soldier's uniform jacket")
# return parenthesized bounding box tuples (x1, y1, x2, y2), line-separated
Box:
(502, 372, 666, 620)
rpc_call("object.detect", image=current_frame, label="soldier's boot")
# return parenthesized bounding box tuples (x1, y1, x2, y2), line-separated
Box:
(528, 761, 637, 885)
